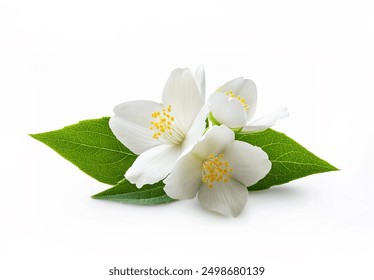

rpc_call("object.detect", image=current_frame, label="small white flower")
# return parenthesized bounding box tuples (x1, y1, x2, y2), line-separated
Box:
(164, 125, 271, 217)
(208, 77, 288, 132)
(109, 67, 207, 188)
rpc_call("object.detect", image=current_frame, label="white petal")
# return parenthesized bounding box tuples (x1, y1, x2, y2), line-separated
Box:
(163, 153, 203, 199)
(198, 179, 248, 217)
(191, 125, 234, 160)
(219, 77, 245, 92)
(208, 93, 247, 128)
(181, 104, 209, 153)
(125, 144, 181, 188)
(162, 68, 204, 134)
(220, 78, 257, 121)
(242, 107, 289, 132)
(109, 101, 163, 154)
(223, 140, 271, 187)
(194, 65, 205, 100)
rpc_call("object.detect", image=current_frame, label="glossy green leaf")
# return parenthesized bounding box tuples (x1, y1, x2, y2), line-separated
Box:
(92, 179, 174, 205)
(30, 117, 338, 205)
(237, 129, 338, 191)
(30, 117, 136, 185)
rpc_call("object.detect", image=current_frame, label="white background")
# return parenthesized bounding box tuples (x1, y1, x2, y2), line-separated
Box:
(1, 0, 374, 279)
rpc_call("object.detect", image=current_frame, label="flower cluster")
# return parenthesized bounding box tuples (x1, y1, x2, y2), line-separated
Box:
(109, 67, 288, 217)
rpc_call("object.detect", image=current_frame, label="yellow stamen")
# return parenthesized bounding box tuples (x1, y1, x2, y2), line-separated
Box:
(222, 89, 249, 110)
(149, 104, 186, 146)
(202, 153, 233, 188)
(149, 105, 175, 139)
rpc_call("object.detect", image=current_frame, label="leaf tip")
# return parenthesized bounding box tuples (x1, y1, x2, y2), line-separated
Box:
(29, 133, 42, 142)
(91, 191, 105, 199)
(325, 161, 339, 172)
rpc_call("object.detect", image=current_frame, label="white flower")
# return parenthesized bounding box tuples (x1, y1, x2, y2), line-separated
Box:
(164, 125, 271, 217)
(109, 67, 207, 188)
(208, 77, 289, 132)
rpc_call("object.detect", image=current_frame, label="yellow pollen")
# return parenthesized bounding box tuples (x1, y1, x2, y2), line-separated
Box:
(223, 90, 249, 110)
(149, 105, 175, 139)
(202, 153, 233, 188)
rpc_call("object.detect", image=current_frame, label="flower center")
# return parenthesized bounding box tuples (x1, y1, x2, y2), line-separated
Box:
(149, 105, 184, 144)
(224, 90, 249, 110)
(202, 153, 233, 188)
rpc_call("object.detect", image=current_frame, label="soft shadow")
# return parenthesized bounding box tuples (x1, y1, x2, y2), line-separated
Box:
(249, 184, 308, 201)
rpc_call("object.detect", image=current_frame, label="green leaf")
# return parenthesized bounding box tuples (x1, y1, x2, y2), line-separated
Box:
(237, 129, 338, 191)
(92, 179, 174, 205)
(30, 116, 338, 207)
(30, 117, 136, 185)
